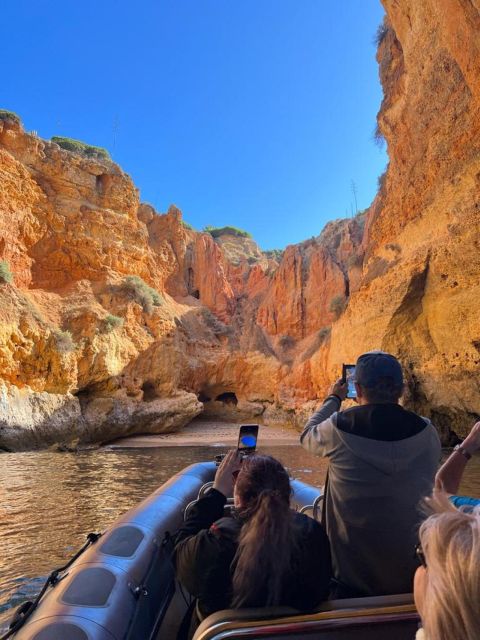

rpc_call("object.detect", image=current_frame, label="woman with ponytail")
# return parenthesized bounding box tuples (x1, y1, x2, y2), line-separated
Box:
(174, 451, 332, 630)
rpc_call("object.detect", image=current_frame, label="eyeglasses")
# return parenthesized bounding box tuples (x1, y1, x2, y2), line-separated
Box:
(415, 542, 427, 568)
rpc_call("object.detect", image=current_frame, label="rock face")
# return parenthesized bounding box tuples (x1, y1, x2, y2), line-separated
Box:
(1, 0, 479, 449)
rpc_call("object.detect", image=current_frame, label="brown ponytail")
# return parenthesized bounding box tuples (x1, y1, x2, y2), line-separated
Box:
(231, 455, 296, 607)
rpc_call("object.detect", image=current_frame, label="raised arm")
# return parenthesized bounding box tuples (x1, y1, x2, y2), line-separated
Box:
(300, 379, 347, 456)
(435, 422, 480, 494)
(173, 451, 241, 596)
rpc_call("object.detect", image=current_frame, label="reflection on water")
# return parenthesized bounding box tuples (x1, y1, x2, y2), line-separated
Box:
(0, 445, 479, 630)
(0, 444, 326, 629)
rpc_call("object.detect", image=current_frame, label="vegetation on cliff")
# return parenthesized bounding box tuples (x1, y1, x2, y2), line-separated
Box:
(102, 314, 124, 332)
(54, 330, 75, 353)
(0, 261, 13, 284)
(204, 225, 252, 239)
(51, 136, 111, 161)
(119, 276, 163, 313)
(329, 294, 347, 318)
(0, 109, 21, 125)
(263, 248, 284, 261)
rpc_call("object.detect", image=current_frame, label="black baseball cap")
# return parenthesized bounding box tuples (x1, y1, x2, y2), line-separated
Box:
(355, 351, 403, 388)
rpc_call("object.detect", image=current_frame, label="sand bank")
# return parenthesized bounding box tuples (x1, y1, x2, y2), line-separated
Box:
(107, 418, 300, 449)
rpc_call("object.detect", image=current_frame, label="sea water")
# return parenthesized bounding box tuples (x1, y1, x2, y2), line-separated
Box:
(0, 445, 478, 630)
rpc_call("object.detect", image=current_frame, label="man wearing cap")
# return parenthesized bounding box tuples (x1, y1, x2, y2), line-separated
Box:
(301, 351, 441, 598)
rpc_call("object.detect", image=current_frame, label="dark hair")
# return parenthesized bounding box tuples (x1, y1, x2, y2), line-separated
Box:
(231, 455, 296, 607)
(362, 376, 403, 403)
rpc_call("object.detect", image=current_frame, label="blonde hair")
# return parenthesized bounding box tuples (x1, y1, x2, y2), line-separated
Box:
(419, 491, 480, 640)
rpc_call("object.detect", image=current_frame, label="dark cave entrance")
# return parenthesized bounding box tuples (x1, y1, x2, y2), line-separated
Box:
(96, 174, 108, 195)
(187, 268, 200, 299)
(141, 381, 157, 402)
(215, 392, 238, 406)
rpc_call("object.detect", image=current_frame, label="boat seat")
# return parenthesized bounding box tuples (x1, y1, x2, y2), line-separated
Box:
(193, 593, 419, 640)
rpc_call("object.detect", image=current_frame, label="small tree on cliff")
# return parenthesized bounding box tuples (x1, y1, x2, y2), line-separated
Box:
(102, 314, 124, 333)
(0, 260, 13, 284)
(54, 330, 75, 353)
(329, 294, 347, 319)
(119, 276, 163, 314)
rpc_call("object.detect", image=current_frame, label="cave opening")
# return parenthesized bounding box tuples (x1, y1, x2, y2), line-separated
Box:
(198, 392, 211, 403)
(215, 392, 238, 405)
(74, 384, 96, 410)
(187, 268, 200, 299)
(96, 174, 108, 195)
(141, 381, 157, 402)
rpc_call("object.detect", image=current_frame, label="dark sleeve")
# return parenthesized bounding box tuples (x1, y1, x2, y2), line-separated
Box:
(173, 488, 227, 546)
(173, 489, 229, 598)
(293, 515, 332, 609)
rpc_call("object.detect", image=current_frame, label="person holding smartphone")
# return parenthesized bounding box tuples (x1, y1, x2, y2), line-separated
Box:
(173, 450, 331, 635)
(300, 350, 441, 598)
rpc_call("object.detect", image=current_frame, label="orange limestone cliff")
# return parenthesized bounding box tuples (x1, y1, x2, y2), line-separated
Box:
(1, 0, 479, 450)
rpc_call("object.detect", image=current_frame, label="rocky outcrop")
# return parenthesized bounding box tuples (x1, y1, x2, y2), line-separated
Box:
(327, 0, 480, 438)
(1, 0, 479, 449)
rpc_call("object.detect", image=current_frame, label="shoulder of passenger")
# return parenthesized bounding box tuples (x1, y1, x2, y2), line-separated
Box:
(209, 516, 241, 540)
(292, 511, 326, 535)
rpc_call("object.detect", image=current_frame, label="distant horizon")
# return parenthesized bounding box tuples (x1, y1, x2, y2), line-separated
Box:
(2, 1, 387, 250)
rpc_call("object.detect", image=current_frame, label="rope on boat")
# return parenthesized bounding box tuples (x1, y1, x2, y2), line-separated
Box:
(0, 532, 102, 640)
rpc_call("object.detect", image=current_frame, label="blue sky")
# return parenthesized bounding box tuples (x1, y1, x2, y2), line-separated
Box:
(2, 1, 386, 250)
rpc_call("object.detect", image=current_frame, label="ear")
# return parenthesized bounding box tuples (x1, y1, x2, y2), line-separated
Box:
(355, 382, 365, 404)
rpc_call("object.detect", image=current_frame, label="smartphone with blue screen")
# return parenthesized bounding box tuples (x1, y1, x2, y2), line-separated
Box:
(342, 364, 357, 399)
(237, 424, 259, 455)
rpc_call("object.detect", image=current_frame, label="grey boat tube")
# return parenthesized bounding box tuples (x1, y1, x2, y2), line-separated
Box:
(9, 461, 323, 640)
(11, 462, 217, 640)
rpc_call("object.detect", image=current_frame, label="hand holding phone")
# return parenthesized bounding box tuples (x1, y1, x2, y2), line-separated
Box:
(213, 450, 242, 497)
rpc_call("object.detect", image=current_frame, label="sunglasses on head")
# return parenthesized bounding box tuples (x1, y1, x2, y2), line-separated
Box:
(415, 542, 427, 568)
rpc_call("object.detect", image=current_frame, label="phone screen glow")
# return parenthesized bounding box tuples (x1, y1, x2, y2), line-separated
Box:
(346, 367, 356, 398)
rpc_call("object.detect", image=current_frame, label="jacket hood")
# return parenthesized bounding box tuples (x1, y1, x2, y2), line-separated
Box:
(334, 404, 435, 475)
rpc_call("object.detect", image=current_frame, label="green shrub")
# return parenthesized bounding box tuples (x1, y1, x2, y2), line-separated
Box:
(182, 221, 195, 231)
(264, 249, 284, 261)
(204, 225, 252, 239)
(120, 275, 162, 314)
(51, 136, 111, 161)
(247, 256, 258, 265)
(373, 123, 385, 149)
(0, 109, 21, 125)
(0, 260, 13, 284)
(103, 314, 124, 332)
(54, 330, 75, 353)
(374, 21, 389, 47)
(329, 294, 347, 319)
(377, 170, 387, 192)
(318, 327, 331, 342)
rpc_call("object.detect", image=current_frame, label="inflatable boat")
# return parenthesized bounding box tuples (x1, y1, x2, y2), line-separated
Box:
(5, 461, 419, 640)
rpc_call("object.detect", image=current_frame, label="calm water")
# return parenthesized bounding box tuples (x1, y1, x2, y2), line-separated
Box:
(0, 445, 479, 631)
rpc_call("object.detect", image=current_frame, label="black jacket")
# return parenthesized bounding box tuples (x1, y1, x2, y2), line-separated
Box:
(173, 489, 332, 618)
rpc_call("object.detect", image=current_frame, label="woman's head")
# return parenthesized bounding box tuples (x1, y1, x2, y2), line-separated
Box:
(231, 455, 295, 608)
(234, 454, 291, 511)
(414, 492, 480, 640)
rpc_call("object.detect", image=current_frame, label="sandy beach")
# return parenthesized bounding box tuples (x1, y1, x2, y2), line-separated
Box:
(107, 418, 300, 449)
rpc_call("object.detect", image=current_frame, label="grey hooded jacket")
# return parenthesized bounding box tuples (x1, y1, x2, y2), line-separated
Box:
(301, 396, 441, 597)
